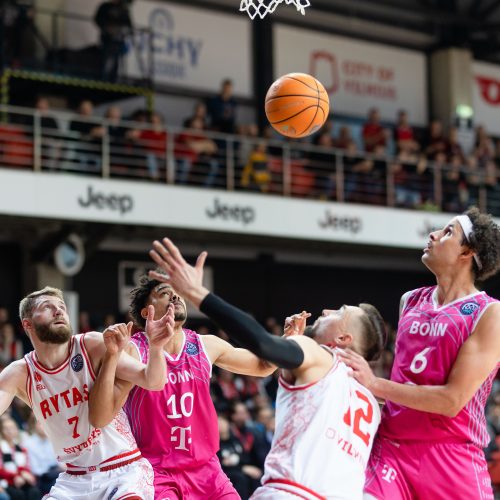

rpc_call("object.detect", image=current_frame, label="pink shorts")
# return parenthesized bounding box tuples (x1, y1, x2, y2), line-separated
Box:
(153, 455, 239, 500)
(365, 436, 493, 500)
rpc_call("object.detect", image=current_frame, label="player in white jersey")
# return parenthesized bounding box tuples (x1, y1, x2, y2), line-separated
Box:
(147, 237, 388, 499)
(0, 286, 175, 500)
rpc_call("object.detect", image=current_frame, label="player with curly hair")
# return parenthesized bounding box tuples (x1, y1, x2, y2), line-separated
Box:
(339, 207, 500, 500)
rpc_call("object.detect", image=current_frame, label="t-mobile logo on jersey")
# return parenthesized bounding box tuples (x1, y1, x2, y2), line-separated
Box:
(381, 464, 397, 483)
(171, 426, 192, 451)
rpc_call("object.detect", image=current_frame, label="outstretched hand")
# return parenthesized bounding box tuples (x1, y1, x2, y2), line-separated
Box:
(337, 349, 377, 391)
(145, 304, 175, 350)
(283, 311, 311, 337)
(149, 238, 208, 305)
(103, 322, 133, 356)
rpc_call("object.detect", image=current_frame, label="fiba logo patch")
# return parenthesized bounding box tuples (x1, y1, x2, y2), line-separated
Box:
(185, 342, 199, 356)
(71, 354, 84, 372)
(107, 487, 119, 499)
(460, 302, 480, 315)
(34, 372, 42, 382)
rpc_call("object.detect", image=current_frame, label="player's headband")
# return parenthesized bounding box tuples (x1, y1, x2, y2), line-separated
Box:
(456, 215, 483, 271)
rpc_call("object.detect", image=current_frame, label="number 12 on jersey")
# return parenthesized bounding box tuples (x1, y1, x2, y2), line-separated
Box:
(343, 390, 373, 447)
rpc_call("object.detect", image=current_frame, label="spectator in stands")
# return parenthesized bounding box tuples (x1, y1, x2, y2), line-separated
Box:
(207, 79, 238, 133)
(69, 100, 105, 171)
(94, 0, 132, 81)
(237, 123, 260, 169)
(391, 149, 425, 209)
(394, 110, 419, 154)
(78, 311, 92, 334)
(130, 111, 167, 180)
(23, 416, 62, 496)
(343, 142, 373, 203)
(217, 369, 240, 402)
(495, 139, 500, 169)
(229, 402, 263, 496)
(105, 105, 128, 142)
(335, 125, 355, 150)
(0, 308, 8, 329)
(485, 160, 500, 216)
(441, 152, 468, 213)
(185, 101, 209, 130)
(241, 142, 271, 192)
(447, 127, 465, 162)
(252, 406, 274, 466)
(308, 130, 335, 198)
(175, 116, 220, 186)
(0, 322, 22, 363)
(424, 119, 448, 160)
(474, 125, 495, 168)
(362, 108, 388, 152)
(217, 415, 252, 499)
(0, 417, 40, 500)
(32, 97, 60, 171)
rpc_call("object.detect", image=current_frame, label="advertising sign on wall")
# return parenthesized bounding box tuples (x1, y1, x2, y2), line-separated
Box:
(472, 60, 500, 135)
(274, 25, 428, 125)
(1, 170, 486, 251)
(63, 0, 252, 96)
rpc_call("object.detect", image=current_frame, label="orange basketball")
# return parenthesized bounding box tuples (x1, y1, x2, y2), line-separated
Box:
(265, 73, 330, 139)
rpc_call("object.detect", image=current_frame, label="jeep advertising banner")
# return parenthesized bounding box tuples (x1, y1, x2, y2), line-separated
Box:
(274, 24, 428, 125)
(1, 169, 489, 250)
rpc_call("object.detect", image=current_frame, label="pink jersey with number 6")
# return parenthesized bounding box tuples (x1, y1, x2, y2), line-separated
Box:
(379, 286, 499, 447)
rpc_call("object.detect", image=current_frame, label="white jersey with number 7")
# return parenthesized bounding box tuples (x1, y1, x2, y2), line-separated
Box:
(255, 348, 380, 500)
(25, 334, 138, 467)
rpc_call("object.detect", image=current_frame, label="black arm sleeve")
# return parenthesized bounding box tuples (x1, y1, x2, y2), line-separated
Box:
(199, 293, 304, 370)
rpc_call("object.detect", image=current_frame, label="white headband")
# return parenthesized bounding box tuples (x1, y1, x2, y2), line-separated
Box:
(456, 215, 483, 270)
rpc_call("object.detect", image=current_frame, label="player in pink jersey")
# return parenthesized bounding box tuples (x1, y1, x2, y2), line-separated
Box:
(89, 276, 278, 499)
(339, 207, 500, 499)
(140, 237, 388, 499)
(0, 286, 175, 499)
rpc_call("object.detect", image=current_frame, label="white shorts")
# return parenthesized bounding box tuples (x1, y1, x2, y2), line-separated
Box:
(252, 484, 326, 500)
(251, 486, 302, 499)
(44, 457, 154, 500)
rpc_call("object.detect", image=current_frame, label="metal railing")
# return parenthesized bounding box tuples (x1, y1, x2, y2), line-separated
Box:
(0, 105, 499, 216)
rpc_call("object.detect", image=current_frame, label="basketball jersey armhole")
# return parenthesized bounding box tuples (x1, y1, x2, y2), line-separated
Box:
(24, 357, 33, 407)
(198, 335, 213, 377)
(471, 301, 498, 334)
(80, 334, 96, 381)
(279, 351, 339, 392)
(129, 339, 144, 363)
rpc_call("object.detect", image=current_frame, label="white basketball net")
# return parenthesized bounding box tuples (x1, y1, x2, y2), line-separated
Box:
(240, 0, 311, 19)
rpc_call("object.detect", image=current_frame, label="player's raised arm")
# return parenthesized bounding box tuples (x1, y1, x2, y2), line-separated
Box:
(115, 305, 174, 390)
(89, 323, 134, 428)
(339, 302, 500, 417)
(149, 238, 308, 370)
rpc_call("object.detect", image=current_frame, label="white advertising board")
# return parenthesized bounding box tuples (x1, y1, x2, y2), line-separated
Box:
(63, 0, 252, 96)
(472, 60, 500, 135)
(274, 25, 428, 125)
(0, 170, 476, 250)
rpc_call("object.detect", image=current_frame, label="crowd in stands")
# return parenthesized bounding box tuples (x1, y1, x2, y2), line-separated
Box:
(0, 78, 499, 214)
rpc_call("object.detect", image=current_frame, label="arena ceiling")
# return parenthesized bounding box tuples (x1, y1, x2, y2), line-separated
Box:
(191, 0, 500, 62)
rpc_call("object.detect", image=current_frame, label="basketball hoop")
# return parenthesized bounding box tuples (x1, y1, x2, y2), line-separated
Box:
(240, 0, 311, 20)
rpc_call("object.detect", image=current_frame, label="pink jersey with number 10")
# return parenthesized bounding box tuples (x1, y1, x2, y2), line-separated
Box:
(379, 286, 499, 447)
(124, 329, 219, 470)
